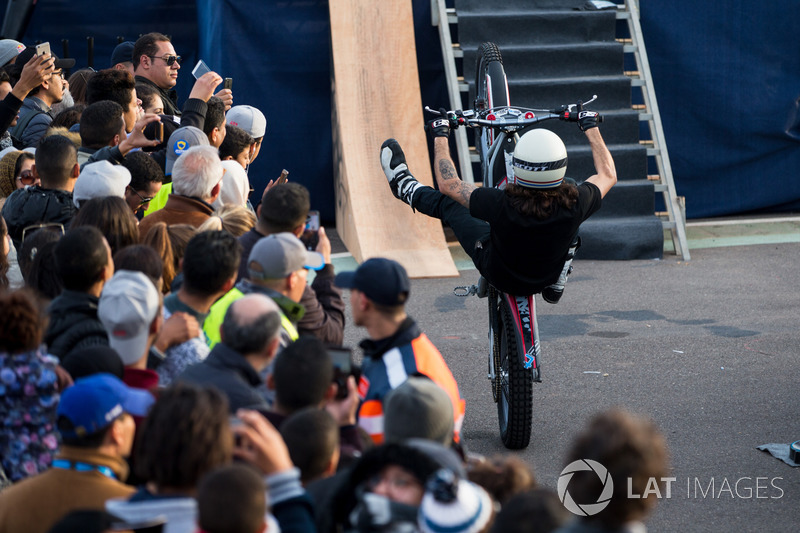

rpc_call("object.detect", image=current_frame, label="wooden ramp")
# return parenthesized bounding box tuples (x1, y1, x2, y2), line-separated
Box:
(330, 0, 458, 278)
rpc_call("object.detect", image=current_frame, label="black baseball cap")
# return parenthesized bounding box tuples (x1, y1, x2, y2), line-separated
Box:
(110, 41, 135, 67)
(334, 257, 410, 306)
(17, 46, 76, 70)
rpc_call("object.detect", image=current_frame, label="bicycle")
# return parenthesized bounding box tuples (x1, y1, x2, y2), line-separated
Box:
(434, 41, 602, 449)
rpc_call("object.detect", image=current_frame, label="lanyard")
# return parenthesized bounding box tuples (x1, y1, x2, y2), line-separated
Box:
(52, 459, 117, 480)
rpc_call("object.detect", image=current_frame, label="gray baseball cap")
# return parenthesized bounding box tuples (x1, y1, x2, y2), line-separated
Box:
(165, 126, 209, 174)
(247, 232, 324, 280)
(98, 271, 160, 366)
(226, 105, 267, 139)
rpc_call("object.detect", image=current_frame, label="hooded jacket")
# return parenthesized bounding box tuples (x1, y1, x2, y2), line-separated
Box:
(44, 290, 109, 361)
(1, 185, 75, 249)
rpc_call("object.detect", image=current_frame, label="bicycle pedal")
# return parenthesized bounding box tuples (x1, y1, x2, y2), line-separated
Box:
(453, 285, 477, 297)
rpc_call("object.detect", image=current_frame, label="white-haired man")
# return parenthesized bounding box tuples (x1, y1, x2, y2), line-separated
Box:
(138, 144, 222, 236)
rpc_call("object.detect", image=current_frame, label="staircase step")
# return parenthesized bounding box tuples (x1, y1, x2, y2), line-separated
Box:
(565, 143, 647, 181)
(543, 109, 641, 145)
(577, 216, 665, 260)
(457, 10, 618, 46)
(468, 142, 646, 184)
(456, 0, 593, 12)
(578, 179, 656, 218)
(477, 75, 633, 110)
(462, 42, 624, 80)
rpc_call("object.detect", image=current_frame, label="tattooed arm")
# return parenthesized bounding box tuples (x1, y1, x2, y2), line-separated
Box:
(433, 137, 478, 208)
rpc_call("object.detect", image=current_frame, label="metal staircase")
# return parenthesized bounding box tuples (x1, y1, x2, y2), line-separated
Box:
(431, 0, 690, 260)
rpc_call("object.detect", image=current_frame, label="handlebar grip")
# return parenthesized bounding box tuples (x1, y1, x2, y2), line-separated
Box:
(558, 110, 603, 123)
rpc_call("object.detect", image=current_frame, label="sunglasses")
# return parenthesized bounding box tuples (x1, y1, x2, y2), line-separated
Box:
(22, 222, 65, 243)
(16, 170, 36, 186)
(149, 54, 181, 66)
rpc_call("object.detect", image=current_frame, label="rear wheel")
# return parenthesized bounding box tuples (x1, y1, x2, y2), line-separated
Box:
(475, 42, 510, 188)
(494, 293, 533, 449)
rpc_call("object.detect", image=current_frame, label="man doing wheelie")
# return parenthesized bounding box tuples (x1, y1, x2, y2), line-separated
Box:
(380, 111, 617, 301)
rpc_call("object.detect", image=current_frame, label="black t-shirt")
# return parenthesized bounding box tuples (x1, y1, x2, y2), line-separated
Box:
(469, 182, 602, 295)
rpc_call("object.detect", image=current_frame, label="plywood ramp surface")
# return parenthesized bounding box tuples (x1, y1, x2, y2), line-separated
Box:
(330, 0, 458, 278)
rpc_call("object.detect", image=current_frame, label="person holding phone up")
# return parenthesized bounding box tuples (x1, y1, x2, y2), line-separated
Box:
(8, 45, 75, 148)
(132, 32, 233, 116)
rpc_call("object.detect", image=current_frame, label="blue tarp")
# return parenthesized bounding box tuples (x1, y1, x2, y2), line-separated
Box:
(641, 1, 800, 217)
(4, 0, 798, 219)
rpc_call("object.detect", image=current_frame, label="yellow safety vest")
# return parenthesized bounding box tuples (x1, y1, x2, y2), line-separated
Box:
(203, 287, 299, 349)
(143, 181, 172, 217)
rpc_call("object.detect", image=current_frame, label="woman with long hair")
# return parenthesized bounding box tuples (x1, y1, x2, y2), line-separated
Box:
(71, 196, 139, 256)
(141, 222, 196, 293)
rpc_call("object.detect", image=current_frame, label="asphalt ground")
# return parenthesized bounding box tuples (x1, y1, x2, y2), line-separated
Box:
(330, 217, 800, 532)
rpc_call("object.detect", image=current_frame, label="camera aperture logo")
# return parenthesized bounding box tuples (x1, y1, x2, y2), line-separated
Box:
(558, 459, 614, 516)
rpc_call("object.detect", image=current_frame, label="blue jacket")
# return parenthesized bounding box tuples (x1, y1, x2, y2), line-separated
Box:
(13, 96, 53, 148)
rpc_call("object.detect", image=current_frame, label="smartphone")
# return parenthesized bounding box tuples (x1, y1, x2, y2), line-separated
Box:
(224, 77, 233, 90)
(192, 59, 211, 79)
(35, 42, 51, 57)
(300, 210, 320, 250)
(306, 210, 320, 231)
(158, 122, 164, 143)
(329, 347, 353, 400)
(229, 416, 244, 446)
(277, 169, 289, 184)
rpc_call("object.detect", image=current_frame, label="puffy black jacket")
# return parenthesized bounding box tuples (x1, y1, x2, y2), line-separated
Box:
(44, 290, 108, 361)
(1, 186, 76, 250)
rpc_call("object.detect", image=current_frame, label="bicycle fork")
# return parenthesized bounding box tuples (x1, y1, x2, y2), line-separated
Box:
(503, 293, 542, 381)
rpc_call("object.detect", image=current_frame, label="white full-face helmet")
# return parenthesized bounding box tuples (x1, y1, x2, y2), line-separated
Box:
(511, 129, 567, 189)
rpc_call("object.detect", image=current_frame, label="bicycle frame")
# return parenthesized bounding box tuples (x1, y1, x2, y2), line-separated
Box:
(440, 42, 599, 448)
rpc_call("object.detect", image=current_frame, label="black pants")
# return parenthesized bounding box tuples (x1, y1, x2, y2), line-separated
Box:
(411, 185, 489, 264)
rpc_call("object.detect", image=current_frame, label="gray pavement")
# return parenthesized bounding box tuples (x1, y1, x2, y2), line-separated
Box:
(334, 226, 800, 532)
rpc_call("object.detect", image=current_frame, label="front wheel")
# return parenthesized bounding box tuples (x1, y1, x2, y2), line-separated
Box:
(492, 291, 533, 449)
(475, 42, 510, 188)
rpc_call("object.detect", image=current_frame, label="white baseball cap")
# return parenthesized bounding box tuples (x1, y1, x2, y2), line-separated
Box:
(73, 161, 131, 208)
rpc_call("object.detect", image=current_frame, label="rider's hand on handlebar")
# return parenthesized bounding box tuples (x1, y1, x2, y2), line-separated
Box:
(578, 110, 599, 132)
(426, 107, 452, 139)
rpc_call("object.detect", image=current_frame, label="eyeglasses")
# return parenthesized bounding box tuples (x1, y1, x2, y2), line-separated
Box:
(129, 187, 154, 208)
(51, 70, 65, 79)
(148, 54, 181, 66)
(22, 222, 65, 243)
(16, 170, 36, 186)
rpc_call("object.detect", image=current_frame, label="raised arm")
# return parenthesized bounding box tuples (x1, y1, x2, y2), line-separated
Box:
(430, 118, 477, 208)
(579, 113, 617, 198)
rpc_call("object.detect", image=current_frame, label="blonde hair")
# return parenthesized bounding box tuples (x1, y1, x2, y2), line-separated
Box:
(198, 205, 256, 238)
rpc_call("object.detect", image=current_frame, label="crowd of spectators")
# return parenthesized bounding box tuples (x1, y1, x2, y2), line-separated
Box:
(0, 34, 669, 533)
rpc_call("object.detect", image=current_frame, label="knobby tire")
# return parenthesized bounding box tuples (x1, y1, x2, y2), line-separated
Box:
(496, 295, 534, 449)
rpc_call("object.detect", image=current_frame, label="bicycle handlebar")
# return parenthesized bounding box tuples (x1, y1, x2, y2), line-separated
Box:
(425, 95, 602, 131)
